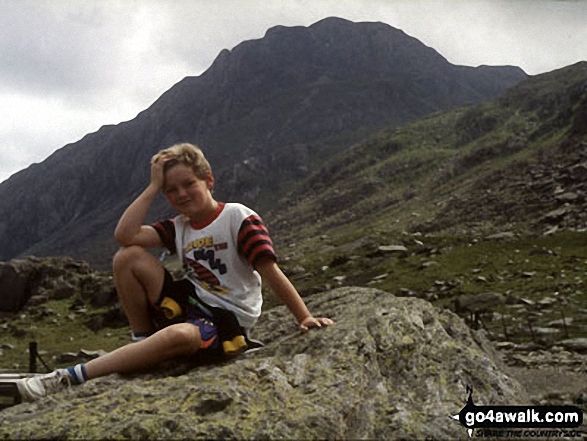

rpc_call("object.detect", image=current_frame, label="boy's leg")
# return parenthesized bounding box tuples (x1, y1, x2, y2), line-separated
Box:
(85, 323, 202, 379)
(17, 324, 203, 401)
(113, 246, 166, 335)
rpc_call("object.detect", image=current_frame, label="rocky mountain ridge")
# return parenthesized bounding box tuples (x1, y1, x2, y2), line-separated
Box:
(0, 17, 526, 269)
(269, 61, 587, 243)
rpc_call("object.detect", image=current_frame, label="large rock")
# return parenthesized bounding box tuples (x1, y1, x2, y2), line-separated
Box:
(0, 256, 116, 313)
(0, 287, 526, 439)
(0, 259, 36, 312)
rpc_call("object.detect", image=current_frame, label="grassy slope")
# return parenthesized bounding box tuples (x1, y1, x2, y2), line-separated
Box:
(267, 62, 587, 341)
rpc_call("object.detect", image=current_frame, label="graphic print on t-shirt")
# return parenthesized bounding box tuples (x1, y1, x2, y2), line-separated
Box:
(184, 237, 231, 295)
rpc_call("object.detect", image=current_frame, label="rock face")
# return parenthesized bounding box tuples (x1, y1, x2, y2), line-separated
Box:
(0, 256, 115, 313)
(0, 287, 526, 439)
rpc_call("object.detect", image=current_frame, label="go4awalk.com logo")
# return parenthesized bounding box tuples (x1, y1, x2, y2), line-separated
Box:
(451, 387, 584, 438)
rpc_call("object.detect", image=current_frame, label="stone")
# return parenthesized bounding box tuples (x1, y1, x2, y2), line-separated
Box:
(555, 192, 579, 202)
(26, 294, 50, 307)
(560, 338, 587, 353)
(455, 292, 505, 313)
(78, 349, 108, 361)
(56, 352, 80, 364)
(570, 162, 587, 180)
(0, 260, 35, 312)
(52, 281, 75, 300)
(541, 207, 568, 224)
(533, 327, 560, 336)
(486, 232, 515, 240)
(0, 287, 527, 440)
(537, 297, 557, 308)
(378, 245, 408, 255)
(543, 225, 559, 236)
(547, 318, 574, 327)
(84, 306, 128, 332)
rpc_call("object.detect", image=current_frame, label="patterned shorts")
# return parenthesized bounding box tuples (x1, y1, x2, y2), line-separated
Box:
(158, 269, 219, 351)
(186, 307, 220, 350)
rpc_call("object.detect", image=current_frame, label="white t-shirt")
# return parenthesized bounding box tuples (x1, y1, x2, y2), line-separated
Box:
(153, 202, 276, 329)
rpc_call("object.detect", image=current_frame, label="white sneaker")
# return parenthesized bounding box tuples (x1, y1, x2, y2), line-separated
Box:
(16, 369, 74, 402)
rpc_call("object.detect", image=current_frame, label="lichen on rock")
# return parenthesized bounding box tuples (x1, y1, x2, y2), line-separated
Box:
(0, 287, 526, 439)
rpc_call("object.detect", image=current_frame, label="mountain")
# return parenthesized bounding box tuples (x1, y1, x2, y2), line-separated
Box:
(268, 61, 587, 286)
(0, 17, 526, 268)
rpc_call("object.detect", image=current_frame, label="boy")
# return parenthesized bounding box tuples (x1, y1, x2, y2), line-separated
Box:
(17, 143, 333, 402)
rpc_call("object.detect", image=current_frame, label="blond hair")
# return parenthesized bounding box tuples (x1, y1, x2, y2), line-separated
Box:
(152, 143, 212, 179)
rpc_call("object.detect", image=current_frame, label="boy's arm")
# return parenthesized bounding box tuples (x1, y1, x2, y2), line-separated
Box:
(255, 258, 334, 332)
(114, 155, 166, 248)
(114, 185, 163, 247)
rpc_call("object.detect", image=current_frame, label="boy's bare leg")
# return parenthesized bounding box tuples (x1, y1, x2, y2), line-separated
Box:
(113, 246, 166, 335)
(85, 323, 202, 378)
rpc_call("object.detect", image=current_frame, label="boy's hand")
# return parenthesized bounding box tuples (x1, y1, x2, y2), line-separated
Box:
(299, 316, 334, 333)
(150, 153, 169, 190)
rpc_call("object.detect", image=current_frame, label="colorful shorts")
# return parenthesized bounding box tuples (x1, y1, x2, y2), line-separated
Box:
(158, 269, 220, 351)
(186, 307, 220, 350)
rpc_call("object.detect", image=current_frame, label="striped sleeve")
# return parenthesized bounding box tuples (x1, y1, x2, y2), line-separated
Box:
(237, 214, 277, 267)
(151, 219, 177, 254)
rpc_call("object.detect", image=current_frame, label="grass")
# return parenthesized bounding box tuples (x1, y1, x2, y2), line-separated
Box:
(276, 230, 587, 345)
(1, 300, 129, 372)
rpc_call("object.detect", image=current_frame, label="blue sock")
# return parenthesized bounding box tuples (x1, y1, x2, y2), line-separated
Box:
(66, 364, 89, 384)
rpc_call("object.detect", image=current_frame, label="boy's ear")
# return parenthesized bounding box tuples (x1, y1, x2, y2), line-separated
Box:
(206, 172, 214, 190)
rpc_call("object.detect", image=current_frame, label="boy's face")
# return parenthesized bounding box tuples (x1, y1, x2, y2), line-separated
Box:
(162, 163, 215, 220)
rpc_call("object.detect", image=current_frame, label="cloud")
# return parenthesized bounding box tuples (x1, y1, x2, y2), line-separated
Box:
(0, 0, 186, 182)
(0, 0, 586, 184)
(381, 0, 587, 75)
(0, 91, 129, 181)
(1, 1, 129, 97)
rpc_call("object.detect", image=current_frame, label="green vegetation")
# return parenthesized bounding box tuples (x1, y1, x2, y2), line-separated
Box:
(275, 230, 587, 344)
(266, 62, 587, 345)
(1, 300, 129, 372)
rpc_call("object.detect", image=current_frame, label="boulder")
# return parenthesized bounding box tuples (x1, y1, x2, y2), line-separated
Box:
(454, 292, 506, 314)
(0, 256, 116, 313)
(1, 287, 527, 439)
(560, 338, 587, 353)
(485, 231, 515, 240)
(378, 245, 408, 254)
(0, 259, 36, 312)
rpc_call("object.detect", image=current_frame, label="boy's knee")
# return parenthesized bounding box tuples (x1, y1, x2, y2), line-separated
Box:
(161, 324, 201, 354)
(113, 246, 149, 270)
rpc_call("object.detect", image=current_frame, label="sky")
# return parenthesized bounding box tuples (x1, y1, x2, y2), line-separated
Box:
(1, 0, 586, 184)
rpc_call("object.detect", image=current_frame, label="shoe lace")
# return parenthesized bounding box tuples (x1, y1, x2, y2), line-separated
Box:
(40, 371, 72, 390)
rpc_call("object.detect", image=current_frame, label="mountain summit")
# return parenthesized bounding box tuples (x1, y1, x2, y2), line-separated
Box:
(0, 17, 526, 268)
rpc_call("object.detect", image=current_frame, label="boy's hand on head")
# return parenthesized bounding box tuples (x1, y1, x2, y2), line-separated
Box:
(150, 153, 168, 190)
(299, 316, 334, 333)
